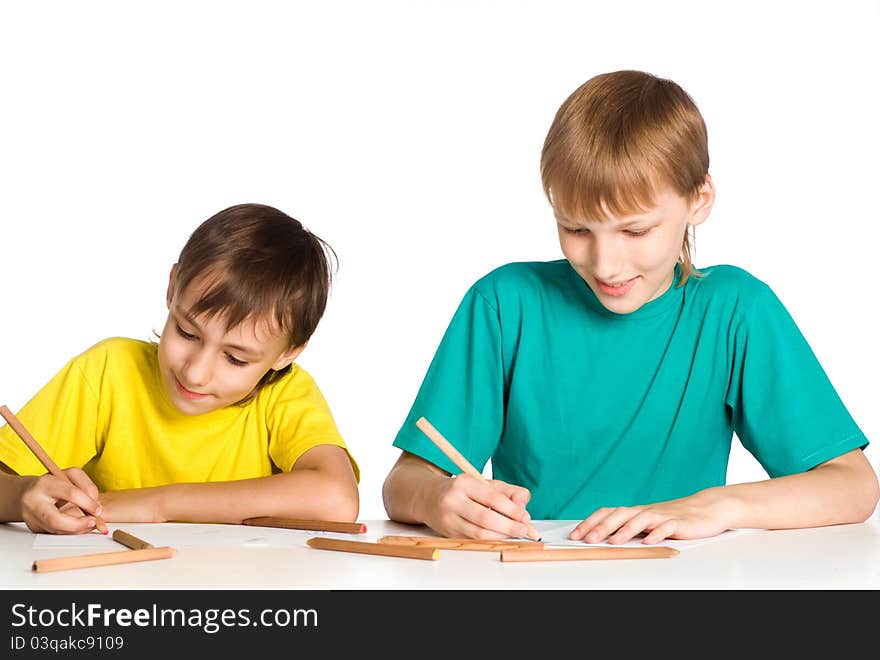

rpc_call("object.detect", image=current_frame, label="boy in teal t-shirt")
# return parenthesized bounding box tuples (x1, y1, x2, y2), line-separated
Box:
(382, 70, 878, 543)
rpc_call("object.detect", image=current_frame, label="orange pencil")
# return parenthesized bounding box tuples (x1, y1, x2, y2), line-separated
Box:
(112, 529, 154, 550)
(378, 535, 543, 551)
(307, 537, 439, 560)
(415, 416, 542, 542)
(33, 547, 176, 573)
(0, 405, 109, 535)
(501, 546, 679, 562)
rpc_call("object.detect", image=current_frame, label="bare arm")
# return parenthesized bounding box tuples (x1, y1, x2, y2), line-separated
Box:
(571, 448, 880, 544)
(100, 445, 359, 524)
(382, 450, 533, 539)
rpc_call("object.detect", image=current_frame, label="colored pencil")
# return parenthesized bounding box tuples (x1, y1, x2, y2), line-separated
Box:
(415, 416, 542, 542)
(0, 405, 108, 534)
(500, 546, 679, 562)
(112, 529, 154, 550)
(378, 535, 543, 551)
(32, 547, 176, 573)
(242, 517, 367, 534)
(306, 537, 439, 560)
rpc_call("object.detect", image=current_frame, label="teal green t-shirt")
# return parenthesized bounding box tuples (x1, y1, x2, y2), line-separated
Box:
(392, 261, 868, 519)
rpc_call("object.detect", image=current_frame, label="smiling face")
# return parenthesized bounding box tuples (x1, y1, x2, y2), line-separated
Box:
(556, 179, 715, 315)
(157, 269, 304, 415)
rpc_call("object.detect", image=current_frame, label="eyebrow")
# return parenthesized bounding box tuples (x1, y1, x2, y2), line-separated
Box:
(557, 217, 656, 230)
(176, 309, 265, 358)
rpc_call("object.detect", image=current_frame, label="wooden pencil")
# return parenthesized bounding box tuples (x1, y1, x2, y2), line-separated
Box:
(0, 405, 108, 535)
(500, 546, 679, 562)
(415, 416, 542, 542)
(112, 529, 154, 550)
(32, 547, 176, 573)
(306, 537, 439, 560)
(242, 517, 367, 534)
(377, 535, 543, 551)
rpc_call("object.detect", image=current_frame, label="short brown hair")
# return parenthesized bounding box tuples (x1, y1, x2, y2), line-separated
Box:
(172, 203, 336, 390)
(541, 70, 709, 283)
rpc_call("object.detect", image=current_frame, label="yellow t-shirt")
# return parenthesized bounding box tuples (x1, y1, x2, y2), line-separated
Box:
(0, 337, 359, 489)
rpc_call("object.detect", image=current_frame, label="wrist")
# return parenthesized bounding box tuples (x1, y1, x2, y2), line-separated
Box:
(152, 484, 175, 523)
(0, 474, 39, 521)
(699, 485, 747, 530)
(411, 470, 444, 524)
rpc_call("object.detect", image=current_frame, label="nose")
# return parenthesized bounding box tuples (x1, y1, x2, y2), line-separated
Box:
(180, 348, 212, 388)
(589, 234, 625, 281)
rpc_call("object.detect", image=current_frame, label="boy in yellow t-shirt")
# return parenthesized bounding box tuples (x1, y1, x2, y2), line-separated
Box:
(0, 203, 360, 534)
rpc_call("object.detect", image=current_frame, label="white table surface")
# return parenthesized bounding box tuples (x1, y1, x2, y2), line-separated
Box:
(2, 517, 879, 589)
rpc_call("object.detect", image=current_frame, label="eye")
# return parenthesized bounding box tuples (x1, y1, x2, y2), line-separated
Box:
(564, 226, 590, 235)
(225, 354, 249, 367)
(175, 323, 197, 340)
(624, 229, 648, 237)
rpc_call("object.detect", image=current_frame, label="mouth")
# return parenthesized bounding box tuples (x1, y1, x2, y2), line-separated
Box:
(595, 276, 640, 297)
(174, 376, 209, 401)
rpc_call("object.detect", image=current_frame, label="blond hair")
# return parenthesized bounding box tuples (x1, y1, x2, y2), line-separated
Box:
(541, 70, 709, 284)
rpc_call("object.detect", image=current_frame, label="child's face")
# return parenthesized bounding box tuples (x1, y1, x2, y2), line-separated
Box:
(555, 180, 714, 315)
(157, 274, 303, 415)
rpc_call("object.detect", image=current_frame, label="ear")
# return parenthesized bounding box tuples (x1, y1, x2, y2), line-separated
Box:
(166, 264, 179, 309)
(271, 341, 308, 371)
(688, 174, 715, 228)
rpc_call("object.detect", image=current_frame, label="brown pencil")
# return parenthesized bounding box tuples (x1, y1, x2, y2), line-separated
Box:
(112, 529, 154, 550)
(0, 405, 108, 535)
(306, 537, 439, 560)
(500, 546, 679, 562)
(378, 535, 543, 551)
(415, 416, 542, 542)
(243, 516, 367, 534)
(32, 546, 176, 573)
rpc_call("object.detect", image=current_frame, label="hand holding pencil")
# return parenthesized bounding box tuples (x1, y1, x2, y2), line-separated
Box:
(0, 405, 107, 535)
(415, 417, 541, 542)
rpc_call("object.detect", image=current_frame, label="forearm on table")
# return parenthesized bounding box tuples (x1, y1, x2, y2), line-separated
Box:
(149, 468, 359, 524)
(704, 451, 879, 530)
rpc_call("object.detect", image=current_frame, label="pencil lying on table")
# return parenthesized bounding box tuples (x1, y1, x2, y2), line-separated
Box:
(307, 537, 439, 560)
(0, 405, 108, 534)
(243, 516, 366, 534)
(378, 535, 543, 551)
(112, 529, 154, 550)
(415, 416, 542, 542)
(500, 546, 679, 562)
(33, 547, 176, 573)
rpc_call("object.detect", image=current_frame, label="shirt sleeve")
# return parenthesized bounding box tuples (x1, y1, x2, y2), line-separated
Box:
(0, 353, 101, 475)
(726, 285, 868, 477)
(392, 286, 506, 475)
(265, 368, 360, 482)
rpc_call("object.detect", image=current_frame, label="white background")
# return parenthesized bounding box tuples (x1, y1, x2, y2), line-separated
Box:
(1, 1, 877, 520)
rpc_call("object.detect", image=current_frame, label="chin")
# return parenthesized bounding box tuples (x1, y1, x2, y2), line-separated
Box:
(602, 301, 642, 315)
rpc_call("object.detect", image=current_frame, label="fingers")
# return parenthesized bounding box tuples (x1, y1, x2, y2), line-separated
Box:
(52, 478, 103, 520)
(21, 475, 103, 535)
(459, 498, 531, 540)
(642, 520, 679, 544)
(24, 508, 98, 535)
(571, 507, 686, 544)
(431, 475, 532, 539)
(483, 480, 532, 523)
(64, 467, 100, 502)
(491, 480, 532, 508)
(570, 507, 649, 544)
